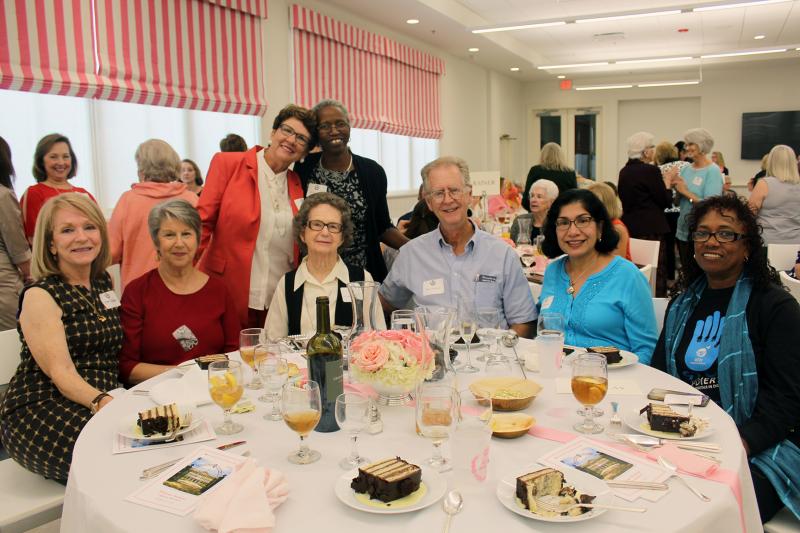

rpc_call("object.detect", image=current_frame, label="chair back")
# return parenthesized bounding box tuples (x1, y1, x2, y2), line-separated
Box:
(107, 264, 122, 300)
(0, 328, 22, 386)
(652, 297, 669, 336)
(639, 265, 655, 297)
(631, 238, 659, 295)
(780, 271, 800, 303)
(768, 243, 799, 271)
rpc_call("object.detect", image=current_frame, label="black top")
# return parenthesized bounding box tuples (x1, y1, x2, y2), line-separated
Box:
(522, 165, 577, 210)
(296, 152, 394, 282)
(618, 159, 672, 236)
(651, 283, 800, 455)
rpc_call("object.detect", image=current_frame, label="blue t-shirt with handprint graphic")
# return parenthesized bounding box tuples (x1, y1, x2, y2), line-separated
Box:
(674, 286, 734, 406)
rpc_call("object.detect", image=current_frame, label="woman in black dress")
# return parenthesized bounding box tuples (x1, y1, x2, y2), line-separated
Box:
(0, 193, 122, 483)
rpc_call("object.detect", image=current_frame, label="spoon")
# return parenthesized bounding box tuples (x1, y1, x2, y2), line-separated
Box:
(657, 456, 711, 502)
(442, 490, 463, 533)
(500, 331, 526, 379)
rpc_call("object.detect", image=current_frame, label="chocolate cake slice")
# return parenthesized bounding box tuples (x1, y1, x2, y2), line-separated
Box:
(588, 346, 622, 365)
(195, 353, 229, 369)
(640, 403, 694, 436)
(350, 457, 422, 503)
(516, 468, 564, 513)
(137, 403, 181, 437)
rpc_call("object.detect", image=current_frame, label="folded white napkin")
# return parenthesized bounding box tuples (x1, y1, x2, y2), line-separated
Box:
(194, 459, 289, 533)
(150, 366, 212, 406)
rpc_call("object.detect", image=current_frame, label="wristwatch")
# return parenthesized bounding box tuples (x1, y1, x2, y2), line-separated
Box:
(90, 392, 111, 414)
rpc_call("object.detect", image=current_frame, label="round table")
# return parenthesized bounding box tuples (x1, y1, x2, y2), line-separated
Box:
(60, 340, 761, 532)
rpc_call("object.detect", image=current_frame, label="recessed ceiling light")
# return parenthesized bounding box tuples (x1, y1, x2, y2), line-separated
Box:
(472, 21, 566, 34)
(557, 75, 566, 79)
(754, 35, 766, 40)
(575, 84, 633, 91)
(693, 0, 790, 12)
(637, 80, 701, 87)
(538, 62, 609, 69)
(468, 47, 479, 53)
(406, 19, 419, 25)
(700, 48, 787, 58)
(575, 10, 681, 24)
(510, 67, 520, 72)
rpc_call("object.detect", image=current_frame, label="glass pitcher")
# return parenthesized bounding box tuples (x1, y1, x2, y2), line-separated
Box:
(514, 216, 532, 246)
(414, 305, 457, 388)
(347, 281, 384, 342)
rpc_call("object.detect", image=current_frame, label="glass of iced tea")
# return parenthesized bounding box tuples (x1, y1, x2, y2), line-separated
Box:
(571, 353, 608, 434)
(415, 383, 456, 471)
(208, 360, 244, 435)
(240, 328, 267, 390)
(282, 380, 322, 464)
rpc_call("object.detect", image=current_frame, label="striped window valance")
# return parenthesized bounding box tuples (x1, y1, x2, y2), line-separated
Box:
(291, 4, 444, 139)
(1, 0, 268, 116)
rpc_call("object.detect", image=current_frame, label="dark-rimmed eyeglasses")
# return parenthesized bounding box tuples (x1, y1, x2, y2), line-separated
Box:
(277, 124, 310, 147)
(555, 215, 594, 231)
(691, 229, 747, 243)
(306, 220, 343, 233)
(318, 120, 349, 133)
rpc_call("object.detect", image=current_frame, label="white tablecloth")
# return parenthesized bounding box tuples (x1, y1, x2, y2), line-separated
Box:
(60, 340, 761, 533)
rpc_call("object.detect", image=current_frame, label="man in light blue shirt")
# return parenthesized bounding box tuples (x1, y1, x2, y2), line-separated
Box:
(380, 156, 537, 337)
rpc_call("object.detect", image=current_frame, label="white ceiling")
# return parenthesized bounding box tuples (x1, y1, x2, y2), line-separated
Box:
(324, 0, 800, 81)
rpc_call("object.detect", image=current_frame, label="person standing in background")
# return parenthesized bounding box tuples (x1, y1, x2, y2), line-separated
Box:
(219, 134, 247, 153)
(748, 145, 800, 245)
(712, 151, 732, 192)
(522, 142, 577, 207)
(180, 159, 204, 196)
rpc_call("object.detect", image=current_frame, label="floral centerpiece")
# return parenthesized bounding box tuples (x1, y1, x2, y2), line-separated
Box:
(349, 329, 433, 405)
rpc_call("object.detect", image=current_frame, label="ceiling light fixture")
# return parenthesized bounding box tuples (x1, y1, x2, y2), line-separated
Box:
(510, 67, 520, 71)
(753, 35, 766, 39)
(557, 75, 566, 79)
(700, 48, 787, 58)
(693, 0, 790, 12)
(472, 21, 566, 34)
(468, 47, 479, 52)
(575, 84, 634, 91)
(637, 80, 701, 87)
(406, 19, 419, 25)
(538, 61, 609, 69)
(616, 56, 693, 64)
(575, 9, 682, 24)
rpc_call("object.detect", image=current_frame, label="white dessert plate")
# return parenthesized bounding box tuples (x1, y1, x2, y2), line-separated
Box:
(335, 467, 446, 515)
(175, 359, 197, 375)
(563, 348, 638, 369)
(496, 467, 612, 523)
(118, 406, 201, 442)
(624, 408, 713, 441)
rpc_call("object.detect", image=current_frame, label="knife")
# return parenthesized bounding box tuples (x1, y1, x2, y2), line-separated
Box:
(607, 480, 669, 490)
(140, 440, 246, 480)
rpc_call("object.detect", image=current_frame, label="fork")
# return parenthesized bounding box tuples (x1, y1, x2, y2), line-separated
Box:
(534, 495, 646, 514)
(164, 413, 192, 443)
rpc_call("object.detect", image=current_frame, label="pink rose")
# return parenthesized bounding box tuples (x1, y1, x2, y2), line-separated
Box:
(353, 343, 389, 372)
(350, 331, 380, 352)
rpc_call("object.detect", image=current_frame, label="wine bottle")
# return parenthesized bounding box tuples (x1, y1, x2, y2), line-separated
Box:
(307, 296, 343, 432)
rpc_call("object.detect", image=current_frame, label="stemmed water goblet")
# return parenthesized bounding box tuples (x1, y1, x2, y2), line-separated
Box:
(415, 383, 456, 471)
(208, 360, 244, 435)
(571, 353, 608, 434)
(258, 354, 289, 421)
(476, 307, 503, 362)
(334, 393, 371, 469)
(282, 380, 322, 464)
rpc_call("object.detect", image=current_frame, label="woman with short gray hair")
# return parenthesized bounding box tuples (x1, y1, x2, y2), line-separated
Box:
(108, 139, 198, 290)
(266, 191, 385, 340)
(119, 199, 239, 385)
(672, 128, 724, 271)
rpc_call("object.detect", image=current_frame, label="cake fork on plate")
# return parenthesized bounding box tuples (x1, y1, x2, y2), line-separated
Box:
(534, 495, 646, 514)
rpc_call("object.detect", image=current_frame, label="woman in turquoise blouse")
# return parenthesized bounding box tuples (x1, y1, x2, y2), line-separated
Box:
(539, 189, 658, 363)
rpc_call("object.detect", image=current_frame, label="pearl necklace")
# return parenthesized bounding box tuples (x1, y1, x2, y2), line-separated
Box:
(320, 153, 353, 176)
(566, 256, 598, 295)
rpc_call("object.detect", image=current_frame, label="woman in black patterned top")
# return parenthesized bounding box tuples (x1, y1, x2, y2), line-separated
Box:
(295, 100, 409, 282)
(0, 193, 122, 483)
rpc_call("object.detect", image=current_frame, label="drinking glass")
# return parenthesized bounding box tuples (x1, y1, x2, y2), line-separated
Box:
(415, 383, 456, 471)
(536, 313, 565, 377)
(282, 380, 322, 464)
(258, 355, 289, 421)
(484, 356, 513, 377)
(208, 360, 244, 435)
(456, 300, 479, 373)
(452, 389, 493, 487)
(333, 323, 353, 374)
(476, 307, 503, 362)
(334, 393, 371, 469)
(520, 248, 536, 275)
(571, 353, 608, 434)
(240, 328, 267, 389)
(390, 309, 417, 331)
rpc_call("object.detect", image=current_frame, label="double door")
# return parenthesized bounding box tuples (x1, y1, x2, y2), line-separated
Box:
(531, 108, 601, 180)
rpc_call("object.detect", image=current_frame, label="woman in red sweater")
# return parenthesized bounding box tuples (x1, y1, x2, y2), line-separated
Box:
(119, 199, 239, 385)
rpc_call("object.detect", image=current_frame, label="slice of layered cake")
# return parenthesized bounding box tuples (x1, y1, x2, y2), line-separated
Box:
(587, 346, 622, 365)
(516, 468, 564, 513)
(640, 403, 697, 437)
(137, 403, 181, 437)
(350, 457, 422, 503)
(195, 353, 229, 369)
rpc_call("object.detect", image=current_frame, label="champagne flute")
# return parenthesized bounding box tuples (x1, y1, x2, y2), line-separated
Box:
(282, 380, 322, 464)
(415, 383, 456, 471)
(258, 355, 289, 421)
(457, 300, 479, 373)
(571, 353, 608, 434)
(208, 360, 244, 435)
(240, 328, 267, 389)
(334, 393, 371, 469)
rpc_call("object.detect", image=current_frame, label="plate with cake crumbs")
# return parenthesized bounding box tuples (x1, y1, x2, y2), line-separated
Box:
(624, 403, 713, 441)
(496, 466, 612, 523)
(565, 347, 638, 369)
(118, 404, 202, 442)
(336, 459, 446, 515)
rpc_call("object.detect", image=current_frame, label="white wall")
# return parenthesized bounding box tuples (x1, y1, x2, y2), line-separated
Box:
(524, 59, 800, 186)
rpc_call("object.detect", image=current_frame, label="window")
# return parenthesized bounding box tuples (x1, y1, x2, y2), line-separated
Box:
(349, 129, 439, 193)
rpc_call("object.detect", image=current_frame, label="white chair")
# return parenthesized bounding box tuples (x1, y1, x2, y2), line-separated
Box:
(764, 507, 800, 533)
(638, 265, 655, 296)
(107, 264, 122, 300)
(768, 243, 800, 271)
(0, 328, 21, 389)
(652, 297, 669, 336)
(780, 271, 800, 303)
(630, 238, 660, 295)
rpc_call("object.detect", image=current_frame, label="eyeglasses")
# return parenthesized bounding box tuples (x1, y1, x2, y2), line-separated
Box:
(306, 220, 343, 233)
(277, 124, 311, 147)
(691, 229, 747, 243)
(555, 215, 594, 231)
(427, 187, 470, 203)
(318, 120, 349, 132)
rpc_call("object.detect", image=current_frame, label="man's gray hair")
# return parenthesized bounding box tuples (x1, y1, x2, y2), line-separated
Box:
(683, 128, 715, 155)
(311, 99, 350, 124)
(626, 131, 655, 160)
(148, 199, 201, 247)
(420, 156, 471, 193)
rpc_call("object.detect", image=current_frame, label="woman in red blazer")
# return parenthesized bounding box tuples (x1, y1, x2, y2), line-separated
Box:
(197, 105, 317, 328)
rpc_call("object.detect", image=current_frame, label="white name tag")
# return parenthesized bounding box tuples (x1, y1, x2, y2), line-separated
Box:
(307, 183, 328, 195)
(541, 295, 554, 309)
(692, 176, 703, 187)
(294, 198, 304, 210)
(99, 290, 121, 309)
(341, 287, 352, 303)
(422, 278, 445, 296)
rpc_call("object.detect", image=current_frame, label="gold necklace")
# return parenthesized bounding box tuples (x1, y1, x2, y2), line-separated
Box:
(566, 256, 598, 295)
(74, 284, 106, 322)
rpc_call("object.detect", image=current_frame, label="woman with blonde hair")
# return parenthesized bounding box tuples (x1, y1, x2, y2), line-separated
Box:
(749, 145, 800, 244)
(109, 139, 198, 292)
(523, 142, 577, 209)
(711, 151, 731, 191)
(589, 182, 631, 261)
(0, 193, 121, 483)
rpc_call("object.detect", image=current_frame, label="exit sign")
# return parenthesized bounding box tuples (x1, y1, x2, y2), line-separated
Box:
(560, 79, 573, 90)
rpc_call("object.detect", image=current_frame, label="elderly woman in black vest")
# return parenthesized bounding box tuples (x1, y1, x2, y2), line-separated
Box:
(265, 192, 384, 338)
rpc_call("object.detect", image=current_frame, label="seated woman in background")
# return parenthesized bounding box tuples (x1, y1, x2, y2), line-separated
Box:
(748, 144, 800, 245)
(651, 195, 800, 523)
(539, 189, 657, 362)
(511, 178, 558, 243)
(588, 182, 631, 261)
(109, 139, 198, 292)
(266, 192, 384, 340)
(0, 194, 121, 483)
(119, 200, 239, 385)
(180, 158, 204, 196)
